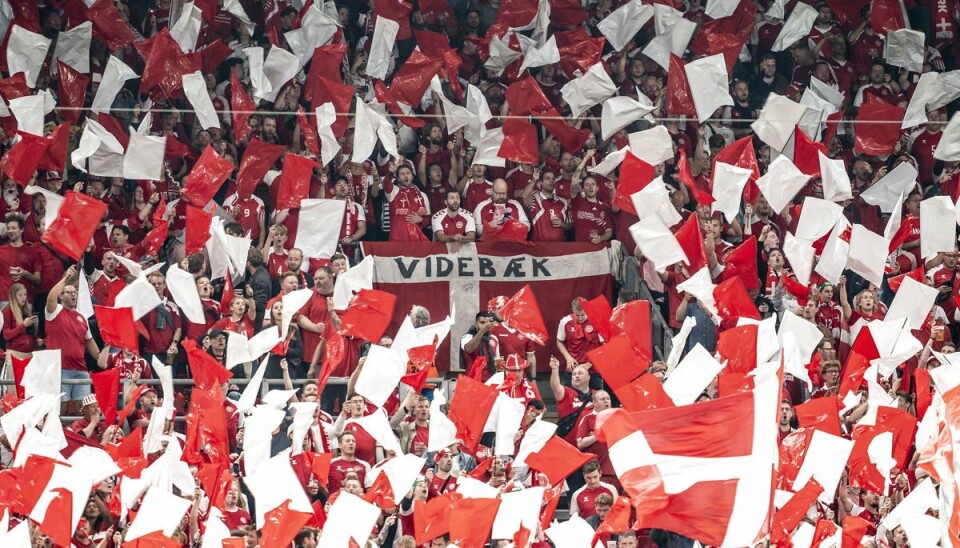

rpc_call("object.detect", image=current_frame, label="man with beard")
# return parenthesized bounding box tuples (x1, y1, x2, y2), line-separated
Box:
(382, 164, 430, 242)
(414, 124, 452, 177)
(431, 190, 475, 244)
(524, 171, 570, 243)
(333, 177, 366, 257)
(0, 214, 40, 308)
(473, 179, 529, 238)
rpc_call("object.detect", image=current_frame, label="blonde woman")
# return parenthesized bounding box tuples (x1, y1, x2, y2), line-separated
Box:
(2, 283, 37, 391)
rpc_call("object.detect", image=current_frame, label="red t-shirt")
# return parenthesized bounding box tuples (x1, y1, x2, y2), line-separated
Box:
(0, 243, 39, 300)
(576, 412, 613, 475)
(570, 484, 618, 518)
(570, 197, 614, 242)
(911, 129, 942, 187)
(527, 193, 569, 242)
(490, 324, 535, 360)
(223, 508, 252, 529)
(556, 386, 593, 444)
(409, 423, 429, 457)
(431, 209, 475, 238)
(327, 457, 371, 493)
(462, 179, 493, 212)
(557, 315, 603, 363)
(344, 422, 378, 466)
(45, 305, 91, 371)
(428, 473, 459, 499)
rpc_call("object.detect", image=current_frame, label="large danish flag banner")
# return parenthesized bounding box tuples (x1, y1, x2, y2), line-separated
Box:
(361, 242, 615, 372)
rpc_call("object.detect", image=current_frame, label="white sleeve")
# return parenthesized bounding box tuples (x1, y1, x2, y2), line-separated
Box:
(45, 304, 63, 321)
(512, 201, 530, 229)
(556, 316, 570, 341)
(463, 211, 476, 233)
(460, 332, 474, 351)
(431, 212, 445, 235)
(473, 204, 485, 236)
(569, 486, 583, 517)
(356, 203, 366, 222)
(420, 191, 431, 215)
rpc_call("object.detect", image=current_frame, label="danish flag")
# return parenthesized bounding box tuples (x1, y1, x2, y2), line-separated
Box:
(596, 362, 782, 547)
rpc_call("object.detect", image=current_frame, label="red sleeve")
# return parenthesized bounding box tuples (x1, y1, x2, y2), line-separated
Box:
(381, 174, 395, 195)
(1, 308, 26, 340)
(575, 414, 594, 441)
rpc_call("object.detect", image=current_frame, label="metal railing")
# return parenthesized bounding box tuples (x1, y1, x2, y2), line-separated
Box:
(2, 376, 449, 424)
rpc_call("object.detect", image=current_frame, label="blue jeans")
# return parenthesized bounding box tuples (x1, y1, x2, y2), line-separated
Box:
(61, 370, 92, 402)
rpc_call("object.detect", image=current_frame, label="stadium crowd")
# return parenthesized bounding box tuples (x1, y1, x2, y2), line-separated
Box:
(0, 0, 959, 546)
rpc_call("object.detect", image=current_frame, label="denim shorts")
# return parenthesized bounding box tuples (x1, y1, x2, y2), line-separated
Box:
(61, 370, 92, 402)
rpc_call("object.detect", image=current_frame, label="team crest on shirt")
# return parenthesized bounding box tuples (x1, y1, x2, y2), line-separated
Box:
(585, 325, 594, 333)
(456, 221, 463, 229)
(518, 333, 526, 340)
(77, 316, 85, 324)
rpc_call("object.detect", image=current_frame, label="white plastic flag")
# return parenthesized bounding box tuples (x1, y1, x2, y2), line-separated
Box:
(627, 125, 675, 166)
(491, 487, 545, 540)
(903, 71, 960, 129)
(315, 103, 341, 167)
(123, 133, 166, 181)
(663, 343, 724, 405)
(629, 216, 686, 272)
(170, 1, 203, 52)
(354, 345, 406, 408)
(281, 287, 314, 337)
(124, 488, 192, 542)
(920, 195, 956, 258)
(684, 54, 732, 123)
(258, 46, 300, 103)
(367, 16, 399, 80)
(705, 0, 740, 19)
(182, 71, 221, 130)
(6, 25, 51, 88)
(630, 177, 683, 227)
(597, 0, 654, 52)
(244, 452, 315, 528)
(53, 21, 91, 73)
(114, 277, 162, 321)
(91, 56, 139, 114)
(756, 155, 809, 213)
(484, 33, 521, 74)
(846, 224, 889, 287)
(934, 112, 960, 161)
(860, 162, 918, 213)
(560, 62, 617, 117)
(294, 199, 346, 259)
(164, 264, 205, 324)
(884, 29, 926, 74)
(227, 327, 282, 369)
(317, 493, 381, 548)
(793, 430, 854, 503)
(601, 95, 656, 140)
(711, 162, 753, 222)
(772, 2, 817, 52)
(517, 34, 560, 73)
(783, 233, 815, 286)
(886, 277, 938, 330)
(8, 92, 53, 137)
(819, 152, 853, 202)
(642, 17, 697, 70)
(332, 255, 374, 309)
(752, 93, 808, 151)
(285, 1, 339, 65)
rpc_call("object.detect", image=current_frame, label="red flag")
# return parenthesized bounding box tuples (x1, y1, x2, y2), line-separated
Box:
(555, 28, 603, 79)
(57, 61, 89, 124)
(198, 39, 233, 73)
(42, 191, 108, 260)
(593, 494, 632, 544)
(578, 295, 612, 342)
(539, 488, 561, 531)
(402, 342, 437, 392)
(613, 373, 675, 412)
(498, 285, 548, 345)
(219, 270, 235, 316)
(871, 0, 907, 35)
(609, 300, 653, 365)
(235, 138, 285, 200)
(230, 73, 256, 144)
(306, 451, 333, 487)
(261, 500, 312, 548)
(888, 264, 924, 292)
(304, 43, 348, 103)
(389, 50, 443, 107)
(504, 76, 552, 116)
(513, 525, 531, 548)
(713, 136, 761, 194)
(611, 153, 656, 215)
(116, 387, 148, 430)
(37, 488, 73, 548)
(165, 136, 194, 161)
(276, 153, 318, 210)
(716, 324, 758, 374)
(140, 222, 168, 259)
(705, 33, 744, 74)
(677, 150, 715, 205)
(838, 351, 870, 399)
(95, 306, 139, 350)
(296, 107, 320, 157)
(498, 119, 539, 165)
(526, 435, 595, 486)
(588, 334, 646, 391)
(848, 407, 917, 493)
(448, 375, 499, 453)
(184, 384, 231, 466)
(363, 471, 398, 511)
(717, 372, 754, 397)
(413, 492, 461, 545)
(0, 132, 51, 186)
(794, 127, 827, 177)
(449, 497, 501, 548)
(195, 464, 231, 511)
(841, 516, 872, 548)
(97, 113, 130, 149)
(769, 479, 824, 543)
(373, 80, 426, 129)
(122, 531, 182, 547)
(712, 276, 760, 322)
(811, 519, 840, 546)
(915, 367, 932, 421)
(184, 204, 213, 256)
(317, 328, 345, 393)
(794, 395, 842, 437)
(674, 213, 708, 273)
(87, 0, 137, 50)
(827, 0, 870, 26)
(11, 354, 29, 398)
(182, 145, 234, 206)
(135, 29, 199, 99)
(539, 107, 592, 153)
(666, 55, 696, 118)
(338, 289, 398, 343)
(309, 76, 354, 136)
(854, 101, 905, 156)
(721, 236, 759, 291)
(467, 356, 487, 382)
(91, 368, 121, 426)
(182, 339, 233, 390)
(37, 122, 70, 173)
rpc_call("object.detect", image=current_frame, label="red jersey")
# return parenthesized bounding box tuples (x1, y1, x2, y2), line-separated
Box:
(910, 129, 943, 187)
(431, 209, 475, 237)
(428, 473, 459, 499)
(527, 193, 570, 242)
(44, 305, 92, 371)
(555, 386, 593, 444)
(327, 457, 371, 493)
(490, 324, 535, 361)
(223, 194, 265, 241)
(408, 422, 429, 457)
(382, 178, 430, 242)
(557, 314, 603, 363)
(576, 412, 613, 476)
(107, 352, 150, 380)
(339, 200, 366, 240)
(571, 197, 614, 242)
(570, 483, 618, 518)
(90, 271, 125, 307)
(0, 243, 39, 300)
(210, 316, 254, 338)
(415, 148, 452, 179)
(462, 179, 493, 212)
(851, 33, 884, 77)
(425, 184, 448, 215)
(504, 167, 535, 201)
(223, 508, 252, 530)
(265, 250, 288, 278)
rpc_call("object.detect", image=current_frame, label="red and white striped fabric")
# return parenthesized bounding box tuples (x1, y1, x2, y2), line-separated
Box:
(596, 362, 782, 547)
